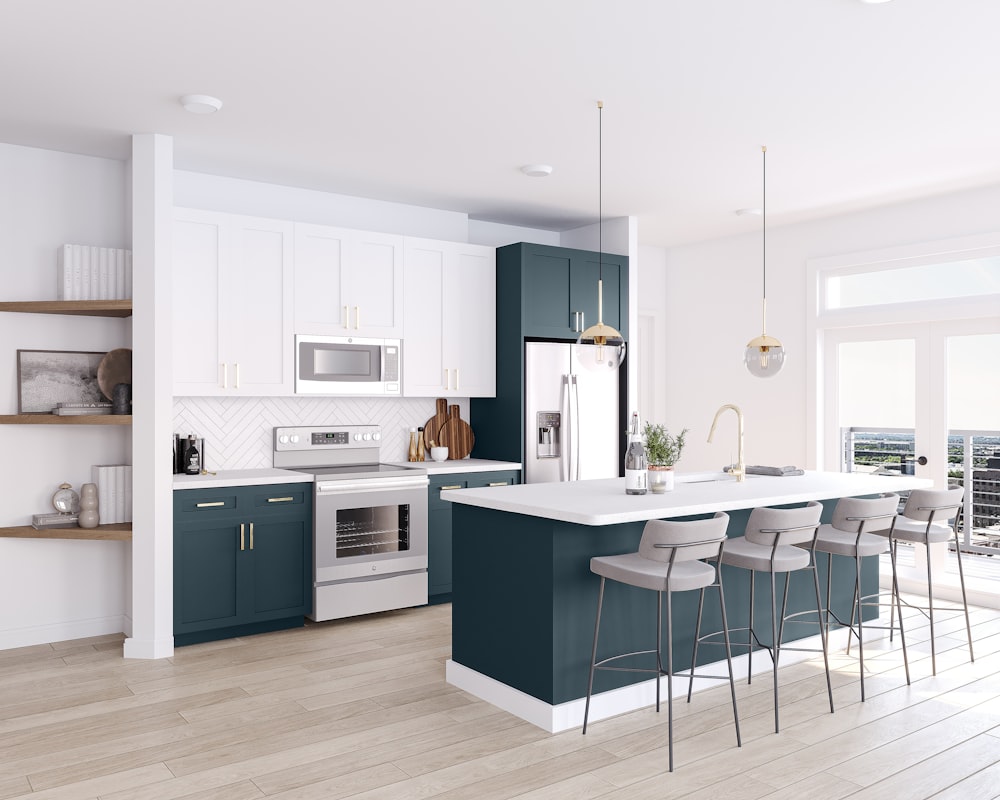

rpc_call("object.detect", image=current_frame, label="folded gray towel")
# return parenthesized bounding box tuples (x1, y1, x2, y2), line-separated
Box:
(746, 465, 804, 476)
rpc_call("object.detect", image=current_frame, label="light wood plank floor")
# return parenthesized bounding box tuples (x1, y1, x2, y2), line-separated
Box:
(1, 597, 998, 800)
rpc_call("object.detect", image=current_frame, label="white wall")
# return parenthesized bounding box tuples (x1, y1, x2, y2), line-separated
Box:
(660, 183, 1000, 473)
(0, 143, 131, 649)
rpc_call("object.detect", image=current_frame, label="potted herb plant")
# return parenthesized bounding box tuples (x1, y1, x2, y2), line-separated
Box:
(643, 422, 688, 493)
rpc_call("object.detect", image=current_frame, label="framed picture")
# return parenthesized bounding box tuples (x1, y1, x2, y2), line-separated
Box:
(16, 350, 107, 414)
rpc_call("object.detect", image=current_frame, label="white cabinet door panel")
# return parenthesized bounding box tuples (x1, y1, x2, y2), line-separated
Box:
(293, 224, 347, 334)
(346, 232, 403, 336)
(402, 241, 447, 396)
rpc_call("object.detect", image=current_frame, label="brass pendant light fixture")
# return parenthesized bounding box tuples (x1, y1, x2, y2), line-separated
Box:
(577, 100, 626, 370)
(744, 145, 786, 377)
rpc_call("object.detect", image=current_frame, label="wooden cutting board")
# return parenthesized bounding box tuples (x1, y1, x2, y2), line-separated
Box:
(437, 404, 474, 460)
(422, 398, 449, 453)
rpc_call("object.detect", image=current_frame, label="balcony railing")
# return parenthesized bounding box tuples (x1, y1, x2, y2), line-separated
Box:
(841, 427, 1000, 556)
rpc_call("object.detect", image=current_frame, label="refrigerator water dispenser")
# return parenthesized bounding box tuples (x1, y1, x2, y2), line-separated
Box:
(536, 411, 561, 459)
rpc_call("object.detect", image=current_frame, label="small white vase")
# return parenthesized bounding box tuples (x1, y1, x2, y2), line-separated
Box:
(79, 482, 99, 528)
(648, 466, 675, 493)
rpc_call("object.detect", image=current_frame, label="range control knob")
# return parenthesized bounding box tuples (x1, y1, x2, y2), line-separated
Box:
(289, 434, 300, 444)
(278, 434, 289, 444)
(372, 432, 381, 441)
(362, 433, 372, 441)
(354, 433, 362, 442)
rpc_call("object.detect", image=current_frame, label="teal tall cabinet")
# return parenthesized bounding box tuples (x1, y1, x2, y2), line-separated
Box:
(173, 482, 312, 645)
(471, 242, 628, 464)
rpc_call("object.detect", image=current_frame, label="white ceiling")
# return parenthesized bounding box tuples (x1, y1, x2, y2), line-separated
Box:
(3, 0, 999, 247)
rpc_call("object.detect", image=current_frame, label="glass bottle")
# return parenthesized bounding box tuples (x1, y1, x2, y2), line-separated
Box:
(185, 435, 200, 475)
(408, 428, 419, 462)
(625, 412, 647, 495)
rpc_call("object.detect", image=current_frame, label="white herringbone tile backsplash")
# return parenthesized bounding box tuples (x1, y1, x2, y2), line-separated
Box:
(173, 396, 470, 469)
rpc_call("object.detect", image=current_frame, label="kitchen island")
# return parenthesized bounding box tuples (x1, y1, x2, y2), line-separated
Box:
(443, 470, 931, 731)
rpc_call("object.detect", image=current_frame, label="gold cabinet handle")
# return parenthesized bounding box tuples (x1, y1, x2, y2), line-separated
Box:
(488, 482, 507, 487)
(343, 305, 349, 327)
(444, 368, 450, 391)
(249, 522, 254, 550)
(196, 501, 225, 508)
(354, 305, 360, 329)
(267, 496, 294, 503)
(220, 363, 227, 389)
(440, 485, 462, 491)
(234, 362, 240, 389)
(240, 523, 245, 551)
(455, 368, 460, 391)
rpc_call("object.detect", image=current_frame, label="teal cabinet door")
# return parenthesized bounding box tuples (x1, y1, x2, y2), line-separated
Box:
(523, 248, 573, 339)
(427, 470, 521, 598)
(246, 515, 310, 621)
(570, 253, 623, 335)
(174, 520, 241, 633)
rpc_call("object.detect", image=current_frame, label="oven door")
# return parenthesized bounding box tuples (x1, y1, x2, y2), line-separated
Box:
(313, 474, 428, 583)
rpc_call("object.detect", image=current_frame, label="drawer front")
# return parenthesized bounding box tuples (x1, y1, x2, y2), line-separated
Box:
(429, 476, 470, 511)
(174, 492, 239, 517)
(467, 470, 521, 489)
(249, 483, 312, 514)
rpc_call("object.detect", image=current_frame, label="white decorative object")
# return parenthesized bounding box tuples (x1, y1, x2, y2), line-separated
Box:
(430, 446, 449, 462)
(78, 483, 99, 529)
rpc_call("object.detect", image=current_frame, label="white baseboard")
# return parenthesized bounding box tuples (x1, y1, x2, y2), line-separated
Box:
(0, 615, 128, 651)
(447, 623, 881, 733)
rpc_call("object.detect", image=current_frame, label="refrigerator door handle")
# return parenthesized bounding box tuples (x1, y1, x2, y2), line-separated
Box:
(559, 374, 570, 482)
(569, 374, 581, 481)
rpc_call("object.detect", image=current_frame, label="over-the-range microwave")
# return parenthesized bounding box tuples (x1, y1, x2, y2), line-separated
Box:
(295, 335, 401, 395)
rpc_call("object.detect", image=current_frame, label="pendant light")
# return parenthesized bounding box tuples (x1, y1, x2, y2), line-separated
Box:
(576, 100, 626, 371)
(744, 145, 786, 378)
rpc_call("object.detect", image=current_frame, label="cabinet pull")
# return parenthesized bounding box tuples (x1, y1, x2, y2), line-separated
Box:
(267, 496, 294, 503)
(196, 501, 225, 508)
(578, 311, 584, 332)
(343, 305, 349, 327)
(221, 363, 228, 389)
(488, 482, 507, 487)
(354, 305, 360, 329)
(440, 485, 462, 491)
(240, 523, 245, 551)
(455, 368, 460, 391)
(249, 522, 254, 550)
(571, 311, 578, 332)
(444, 368, 451, 391)
(234, 362, 240, 389)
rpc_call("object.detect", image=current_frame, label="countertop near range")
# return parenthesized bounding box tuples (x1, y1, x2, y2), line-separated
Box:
(387, 458, 521, 476)
(173, 469, 314, 490)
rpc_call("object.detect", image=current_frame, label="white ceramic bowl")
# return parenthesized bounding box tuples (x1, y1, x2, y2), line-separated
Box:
(430, 446, 449, 462)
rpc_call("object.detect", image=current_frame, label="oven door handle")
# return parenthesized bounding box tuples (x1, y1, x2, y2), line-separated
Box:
(315, 476, 430, 495)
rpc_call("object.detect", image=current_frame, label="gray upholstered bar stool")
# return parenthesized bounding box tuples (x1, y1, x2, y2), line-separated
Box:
(582, 512, 740, 772)
(809, 493, 904, 701)
(873, 486, 972, 676)
(695, 501, 832, 733)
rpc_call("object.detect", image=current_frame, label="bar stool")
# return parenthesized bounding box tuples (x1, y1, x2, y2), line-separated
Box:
(809, 493, 904, 701)
(582, 512, 740, 772)
(694, 501, 832, 733)
(874, 486, 971, 676)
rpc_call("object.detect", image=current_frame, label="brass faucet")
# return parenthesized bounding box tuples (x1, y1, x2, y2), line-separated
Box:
(707, 404, 746, 482)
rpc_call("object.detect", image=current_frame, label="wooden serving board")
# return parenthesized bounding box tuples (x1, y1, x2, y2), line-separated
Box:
(422, 398, 449, 453)
(437, 404, 474, 460)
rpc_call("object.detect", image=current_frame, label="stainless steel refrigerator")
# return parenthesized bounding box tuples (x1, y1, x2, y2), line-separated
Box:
(524, 341, 622, 483)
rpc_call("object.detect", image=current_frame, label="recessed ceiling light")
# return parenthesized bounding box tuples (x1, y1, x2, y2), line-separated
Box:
(180, 94, 223, 114)
(735, 208, 762, 216)
(521, 164, 553, 178)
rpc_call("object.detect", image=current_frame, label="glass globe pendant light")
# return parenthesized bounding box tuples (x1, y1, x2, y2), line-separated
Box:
(744, 145, 785, 378)
(576, 101, 626, 371)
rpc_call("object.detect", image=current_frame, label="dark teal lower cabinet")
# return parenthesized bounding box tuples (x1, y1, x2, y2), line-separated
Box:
(427, 470, 520, 601)
(173, 483, 312, 646)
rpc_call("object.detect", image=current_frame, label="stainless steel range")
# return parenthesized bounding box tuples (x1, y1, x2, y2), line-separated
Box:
(274, 425, 429, 621)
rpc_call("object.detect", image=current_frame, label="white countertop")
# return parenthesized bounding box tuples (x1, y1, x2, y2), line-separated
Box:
(173, 469, 314, 490)
(386, 458, 521, 476)
(442, 470, 933, 526)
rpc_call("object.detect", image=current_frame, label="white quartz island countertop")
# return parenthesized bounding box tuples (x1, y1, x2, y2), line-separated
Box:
(443, 470, 933, 526)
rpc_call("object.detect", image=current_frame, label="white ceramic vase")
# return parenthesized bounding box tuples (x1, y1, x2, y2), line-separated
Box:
(79, 482, 99, 528)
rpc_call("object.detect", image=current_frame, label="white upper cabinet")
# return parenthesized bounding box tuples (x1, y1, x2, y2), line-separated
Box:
(173, 208, 293, 396)
(403, 238, 495, 397)
(293, 224, 403, 338)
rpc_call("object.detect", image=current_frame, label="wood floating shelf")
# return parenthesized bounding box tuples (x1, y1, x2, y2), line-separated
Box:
(0, 414, 132, 425)
(0, 299, 132, 318)
(0, 523, 132, 541)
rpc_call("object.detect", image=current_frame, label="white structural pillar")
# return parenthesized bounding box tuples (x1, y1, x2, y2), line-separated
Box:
(125, 133, 174, 659)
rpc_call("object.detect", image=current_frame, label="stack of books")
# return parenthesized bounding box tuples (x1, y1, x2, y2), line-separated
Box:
(54, 402, 112, 416)
(58, 244, 132, 300)
(91, 465, 133, 524)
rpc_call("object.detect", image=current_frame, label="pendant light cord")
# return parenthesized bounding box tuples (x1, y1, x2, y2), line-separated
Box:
(598, 101, 603, 283)
(761, 144, 767, 334)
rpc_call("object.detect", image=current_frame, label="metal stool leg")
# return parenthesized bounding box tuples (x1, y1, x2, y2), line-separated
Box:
(926, 543, 937, 675)
(687, 587, 707, 703)
(582, 577, 606, 735)
(853, 555, 866, 701)
(890, 538, 911, 685)
(655, 590, 663, 712)
(770, 570, 780, 733)
(811, 562, 835, 713)
(747, 571, 755, 683)
(954, 528, 975, 665)
(665, 588, 674, 771)
(717, 580, 742, 748)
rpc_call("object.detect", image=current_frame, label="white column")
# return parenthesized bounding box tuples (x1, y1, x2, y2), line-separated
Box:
(125, 133, 174, 659)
